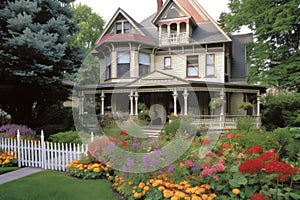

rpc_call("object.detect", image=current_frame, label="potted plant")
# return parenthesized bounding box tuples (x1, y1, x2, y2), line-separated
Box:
(237, 102, 253, 110)
(209, 98, 226, 110)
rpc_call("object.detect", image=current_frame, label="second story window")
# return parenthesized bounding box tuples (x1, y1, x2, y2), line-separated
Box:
(186, 55, 199, 77)
(206, 54, 215, 77)
(164, 57, 171, 69)
(139, 52, 150, 77)
(115, 21, 131, 34)
(106, 54, 111, 80)
(117, 52, 130, 78)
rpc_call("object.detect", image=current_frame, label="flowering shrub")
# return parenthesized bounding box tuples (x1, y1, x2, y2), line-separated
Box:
(66, 156, 113, 179)
(0, 151, 17, 167)
(0, 124, 36, 139)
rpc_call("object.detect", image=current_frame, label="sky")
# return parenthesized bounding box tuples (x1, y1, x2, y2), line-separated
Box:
(75, 0, 230, 24)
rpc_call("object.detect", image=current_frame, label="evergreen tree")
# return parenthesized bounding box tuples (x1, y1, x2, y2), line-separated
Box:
(225, 0, 300, 91)
(0, 0, 85, 127)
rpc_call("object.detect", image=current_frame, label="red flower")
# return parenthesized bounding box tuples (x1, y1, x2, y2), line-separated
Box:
(250, 193, 267, 200)
(201, 139, 211, 144)
(227, 134, 234, 139)
(235, 133, 242, 138)
(120, 130, 128, 135)
(273, 174, 289, 182)
(238, 158, 264, 174)
(121, 140, 127, 147)
(259, 152, 279, 162)
(265, 161, 296, 175)
(247, 145, 263, 155)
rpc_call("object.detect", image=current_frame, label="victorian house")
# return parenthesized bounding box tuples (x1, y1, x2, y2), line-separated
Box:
(75, 0, 265, 130)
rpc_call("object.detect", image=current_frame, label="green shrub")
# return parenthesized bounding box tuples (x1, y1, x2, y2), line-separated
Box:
(49, 131, 83, 144)
(236, 117, 254, 132)
(262, 92, 300, 130)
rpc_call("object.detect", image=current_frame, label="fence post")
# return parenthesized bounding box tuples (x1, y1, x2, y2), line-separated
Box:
(17, 129, 21, 167)
(41, 130, 45, 169)
(91, 132, 94, 142)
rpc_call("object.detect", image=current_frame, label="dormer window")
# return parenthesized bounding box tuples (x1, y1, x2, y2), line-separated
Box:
(115, 21, 131, 34)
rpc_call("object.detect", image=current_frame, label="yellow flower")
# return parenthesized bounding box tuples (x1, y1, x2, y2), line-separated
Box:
(232, 188, 240, 195)
(133, 192, 142, 198)
(143, 186, 150, 191)
(179, 162, 185, 168)
(158, 186, 165, 191)
(139, 182, 145, 189)
(128, 181, 133, 185)
(93, 167, 100, 173)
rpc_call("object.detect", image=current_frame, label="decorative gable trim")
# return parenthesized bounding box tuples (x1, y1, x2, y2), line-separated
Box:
(95, 8, 145, 45)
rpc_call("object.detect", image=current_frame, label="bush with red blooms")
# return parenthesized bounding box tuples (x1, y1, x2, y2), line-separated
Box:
(238, 158, 265, 174)
(246, 145, 263, 155)
(264, 160, 297, 175)
(259, 152, 279, 162)
(250, 193, 267, 200)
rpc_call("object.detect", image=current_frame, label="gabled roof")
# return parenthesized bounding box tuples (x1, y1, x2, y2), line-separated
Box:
(95, 8, 146, 45)
(152, 0, 197, 26)
(125, 70, 189, 88)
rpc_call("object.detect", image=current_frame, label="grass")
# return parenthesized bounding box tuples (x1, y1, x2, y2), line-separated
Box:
(0, 170, 121, 200)
(0, 167, 20, 175)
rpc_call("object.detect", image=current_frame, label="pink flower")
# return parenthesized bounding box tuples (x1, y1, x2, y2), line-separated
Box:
(235, 133, 242, 138)
(201, 139, 211, 144)
(185, 160, 193, 168)
(227, 134, 234, 139)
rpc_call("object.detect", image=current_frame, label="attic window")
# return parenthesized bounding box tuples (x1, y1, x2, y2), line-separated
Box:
(115, 21, 131, 34)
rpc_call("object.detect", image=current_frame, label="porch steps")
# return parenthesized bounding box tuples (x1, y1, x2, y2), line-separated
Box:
(142, 126, 163, 138)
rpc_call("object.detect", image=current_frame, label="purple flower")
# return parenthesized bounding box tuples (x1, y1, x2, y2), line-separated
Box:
(192, 162, 200, 171)
(0, 124, 36, 138)
(127, 158, 134, 169)
(132, 137, 140, 150)
(166, 164, 174, 173)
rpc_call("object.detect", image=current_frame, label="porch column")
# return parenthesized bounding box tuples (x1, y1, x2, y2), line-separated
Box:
(186, 22, 190, 36)
(256, 91, 261, 129)
(134, 90, 139, 116)
(100, 90, 105, 115)
(167, 24, 171, 37)
(220, 89, 226, 129)
(172, 88, 178, 116)
(183, 88, 189, 116)
(177, 23, 180, 38)
(129, 90, 134, 116)
(79, 91, 84, 116)
(159, 25, 162, 39)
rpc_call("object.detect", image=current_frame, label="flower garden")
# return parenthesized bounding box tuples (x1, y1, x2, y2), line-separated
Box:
(64, 116, 300, 200)
(1, 118, 300, 200)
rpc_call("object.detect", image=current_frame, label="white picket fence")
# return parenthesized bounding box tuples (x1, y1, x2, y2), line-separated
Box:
(0, 130, 93, 171)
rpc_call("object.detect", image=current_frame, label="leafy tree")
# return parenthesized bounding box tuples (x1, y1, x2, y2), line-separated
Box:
(0, 0, 85, 127)
(217, 12, 228, 30)
(225, 0, 300, 91)
(262, 92, 300, 130)
(70, 3, 105, 50)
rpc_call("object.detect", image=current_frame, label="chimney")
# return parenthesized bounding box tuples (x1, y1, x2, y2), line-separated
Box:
(157, 0, 163, 12)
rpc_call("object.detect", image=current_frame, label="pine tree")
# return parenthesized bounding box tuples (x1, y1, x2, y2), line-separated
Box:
(0, 0, 85, 127)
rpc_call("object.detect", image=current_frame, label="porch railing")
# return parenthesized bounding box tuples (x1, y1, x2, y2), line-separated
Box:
(191, 115, 261, 130)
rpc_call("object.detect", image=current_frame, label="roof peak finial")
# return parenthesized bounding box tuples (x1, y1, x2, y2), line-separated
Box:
(157, 0, 163, 12)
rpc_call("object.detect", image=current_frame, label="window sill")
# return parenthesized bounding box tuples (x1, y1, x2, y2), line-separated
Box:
(163, 68, 173, 70)
(186, 76, 200, 78)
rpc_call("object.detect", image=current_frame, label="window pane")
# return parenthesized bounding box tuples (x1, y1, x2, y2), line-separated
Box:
(124, 22, 131, 33)
(106, 55, 111, 66)
(206, 66, 214, 76)
(139, 65, 150, 76)
(164, 57, 171, 68)
(118, 52, 130, 63)
(206, 54, 215, 65)
(116, 22, 122, 34)
(117, 64, 130, 78)
(139, 53, 150, 65)
(187, 66, 198, 76)
(106, 66, 110, 79)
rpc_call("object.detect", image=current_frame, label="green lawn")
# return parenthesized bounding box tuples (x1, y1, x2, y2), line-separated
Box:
(0, 170, 121, 200)
(0, 167, 19, 175)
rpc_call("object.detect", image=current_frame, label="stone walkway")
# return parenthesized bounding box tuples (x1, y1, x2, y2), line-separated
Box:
(0, 167, 43, 185)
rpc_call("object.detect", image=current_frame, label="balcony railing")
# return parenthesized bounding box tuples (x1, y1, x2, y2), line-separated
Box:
(160, 32, 189, 46)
